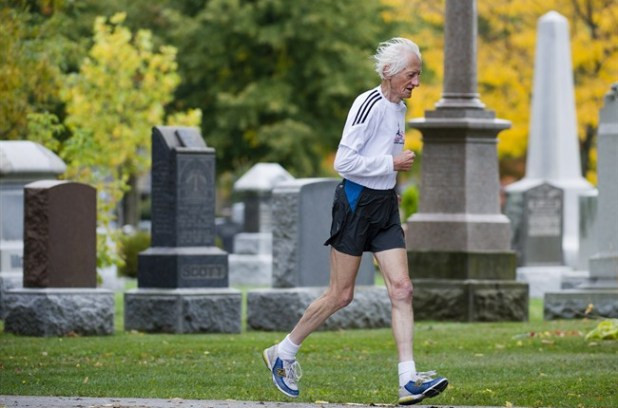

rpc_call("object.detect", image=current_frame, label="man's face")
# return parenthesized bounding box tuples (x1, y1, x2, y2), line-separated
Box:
(387, 53, 422, 102)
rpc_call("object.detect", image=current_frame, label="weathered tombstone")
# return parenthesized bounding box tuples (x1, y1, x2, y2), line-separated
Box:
(505, 12, 594, 275)
(248, 178, 390, 331)
(271, 179, 375, 287)
(545, 83, 618, 319)
(228, 163, 294, 286)
(406, 0, 527, 321)
(124, 126, 241, 333)
(3, 181, 114, 336)
(234, 163, 294, 233)
(0, 141, 66, 317)
(509, 183, 571, 297)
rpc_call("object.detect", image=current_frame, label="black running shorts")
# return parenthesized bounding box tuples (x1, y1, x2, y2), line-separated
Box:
(324, 179, 405, 256)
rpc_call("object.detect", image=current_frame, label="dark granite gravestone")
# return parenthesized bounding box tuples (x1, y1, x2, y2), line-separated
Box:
(519, 183, 564, 266)
(3, 181, 114, 336)
(23, 181, 97, 288)
(138, 126, 228, 288)
(125, 126, 240, 333)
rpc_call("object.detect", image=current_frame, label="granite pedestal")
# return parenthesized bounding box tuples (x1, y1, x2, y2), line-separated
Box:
(125, 288, 241, 333)
(248, 286, 390, 331)
(412, 279, 528, 321)
(229, 233, 272, 286)
(3, 288, 114, 336)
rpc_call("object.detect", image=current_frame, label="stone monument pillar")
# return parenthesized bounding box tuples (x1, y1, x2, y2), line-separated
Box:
(124, 126, 241, 333)
(3, 181, 114, 336)
(248, 179, 391, 331)
(545, 83, 618, 319)
(0, 141, 65, 317)
(406, 0, 528, 321)
(228, 163, 294, 286)
(505, 12, 594, 283)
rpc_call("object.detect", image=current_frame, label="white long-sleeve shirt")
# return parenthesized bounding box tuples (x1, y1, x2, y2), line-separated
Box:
(334, 86, 406, 190)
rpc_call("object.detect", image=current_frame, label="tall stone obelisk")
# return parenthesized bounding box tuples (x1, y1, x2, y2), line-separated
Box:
(407, 0, 528, 321)
(504, 12, 594, 272)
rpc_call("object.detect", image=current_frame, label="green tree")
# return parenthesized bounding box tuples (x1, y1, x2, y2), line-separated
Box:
(0, 4, 62, 140)
(162, 0, 399, 177)
(29, 13, 200, 266)
(387, 0, 618, 184)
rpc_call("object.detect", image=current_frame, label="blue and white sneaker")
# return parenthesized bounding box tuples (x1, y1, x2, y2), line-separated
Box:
(398, 370, 448, 405)
(262, 344, 302, 398)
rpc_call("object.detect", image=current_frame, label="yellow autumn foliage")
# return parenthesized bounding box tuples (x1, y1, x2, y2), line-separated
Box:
(387, 0, 618, 182)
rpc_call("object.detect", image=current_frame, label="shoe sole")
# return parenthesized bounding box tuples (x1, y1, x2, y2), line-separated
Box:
(262, 349, 298, 399)
(398, 378, 449, 405)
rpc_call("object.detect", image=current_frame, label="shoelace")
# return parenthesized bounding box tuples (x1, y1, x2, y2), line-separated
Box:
(283, 360, 303, 385)
(413, 370, 437, 386)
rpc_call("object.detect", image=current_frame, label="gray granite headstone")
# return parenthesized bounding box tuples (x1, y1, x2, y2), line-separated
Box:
(228, 163, 293, 286)
(519, 183, 564, 266)
(271, 178, 374, 287)
(545, 83, 618, 319)
(0, 141, 65, 317)
(125, 126, 240, 333)
(406, 0, 527, 320)
(3, 181, 114, 336)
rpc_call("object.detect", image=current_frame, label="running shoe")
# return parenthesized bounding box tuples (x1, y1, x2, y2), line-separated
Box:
(398, 370, 448, 405)
(262, 344, 302, 398)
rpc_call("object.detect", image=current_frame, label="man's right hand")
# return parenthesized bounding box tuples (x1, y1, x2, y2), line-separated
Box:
(393, 150, 415, 172)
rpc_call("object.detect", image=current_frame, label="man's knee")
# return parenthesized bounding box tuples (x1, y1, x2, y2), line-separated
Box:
(325, 288, 354, 310)
(389, 278, 413, 303)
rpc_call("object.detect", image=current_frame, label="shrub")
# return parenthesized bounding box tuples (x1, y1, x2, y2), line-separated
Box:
(117, 230, 151, 278)
(400, 184, 419, 221)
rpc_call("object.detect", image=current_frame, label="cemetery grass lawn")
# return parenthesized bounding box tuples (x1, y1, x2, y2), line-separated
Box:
(1, 297, 616, 408)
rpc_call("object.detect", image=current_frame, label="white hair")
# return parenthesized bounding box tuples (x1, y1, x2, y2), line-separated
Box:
(373, 37, 422, 80)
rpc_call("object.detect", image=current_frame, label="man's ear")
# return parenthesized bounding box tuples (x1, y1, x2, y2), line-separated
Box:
(382, 65, 390, 79)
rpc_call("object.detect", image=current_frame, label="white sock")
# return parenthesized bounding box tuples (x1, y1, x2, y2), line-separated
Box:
(277, 334, 301, 361)
(398, 360, 416, 387)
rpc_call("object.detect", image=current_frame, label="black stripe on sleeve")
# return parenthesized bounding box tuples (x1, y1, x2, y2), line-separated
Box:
(352, 90, 380, 126)
(360, 97, 381, 124)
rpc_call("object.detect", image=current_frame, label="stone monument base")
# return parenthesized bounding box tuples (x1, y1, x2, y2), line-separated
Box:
(248, 286, 391, 331)
(124, 288, 241, 333)
(408, 250, 517, 280)
(0, 271, 22, 318)
(516, 265, 572, 298)
(229, 254, 272, 287)
(234, 232, 272, 255)
(544, 289, 618, 319)
(3, 288, 114, 336)
(412, 279, 529, 321)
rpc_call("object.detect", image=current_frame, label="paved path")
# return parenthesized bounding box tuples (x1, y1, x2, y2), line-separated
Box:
(0, 396, 503, 408)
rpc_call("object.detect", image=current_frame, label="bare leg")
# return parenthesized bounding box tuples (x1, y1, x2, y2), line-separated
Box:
(289, 248, 362, 344)
(374, 248, 414, 362)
